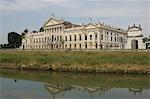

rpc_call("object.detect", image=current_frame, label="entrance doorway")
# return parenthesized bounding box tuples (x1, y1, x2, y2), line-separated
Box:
(131, 40, 138, 49)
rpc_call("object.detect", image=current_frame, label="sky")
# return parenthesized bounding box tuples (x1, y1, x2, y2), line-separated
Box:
(0, 0, 149, 44)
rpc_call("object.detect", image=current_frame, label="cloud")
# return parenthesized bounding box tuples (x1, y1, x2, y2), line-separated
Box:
(0, 0, 149, 44)
(0, 0, 148, 18)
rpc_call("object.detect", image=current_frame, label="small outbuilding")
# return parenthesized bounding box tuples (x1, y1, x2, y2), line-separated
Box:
(125, 24, 146, 49)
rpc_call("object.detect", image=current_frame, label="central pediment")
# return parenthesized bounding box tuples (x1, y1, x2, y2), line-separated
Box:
(84, 23, 98, 29)
(44, 18, 62, 27)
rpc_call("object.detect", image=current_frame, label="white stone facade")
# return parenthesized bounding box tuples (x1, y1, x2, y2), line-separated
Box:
(21, 17, 127, 50)
(125, 24, 146, 49)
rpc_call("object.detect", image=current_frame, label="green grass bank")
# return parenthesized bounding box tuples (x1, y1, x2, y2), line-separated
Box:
(0, 50, 149, 74)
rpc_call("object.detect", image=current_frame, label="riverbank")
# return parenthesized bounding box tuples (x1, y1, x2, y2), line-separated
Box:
(0, 50, 149, 74)
(1, 69, 149, 89)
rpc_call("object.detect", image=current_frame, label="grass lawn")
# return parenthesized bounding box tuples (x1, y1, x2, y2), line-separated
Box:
(0, 50, 149, 74)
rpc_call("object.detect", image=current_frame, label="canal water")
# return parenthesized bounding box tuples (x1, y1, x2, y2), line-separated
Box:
(0, 69, 149, 99)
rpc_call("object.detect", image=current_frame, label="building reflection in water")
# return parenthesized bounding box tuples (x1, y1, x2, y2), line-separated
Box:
(128, 88, 143, 95)
(44, 83, 112, 99)
(44, 83, 144, 99)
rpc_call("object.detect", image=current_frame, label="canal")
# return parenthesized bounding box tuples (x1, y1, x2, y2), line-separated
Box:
(0, 69, 149, 99)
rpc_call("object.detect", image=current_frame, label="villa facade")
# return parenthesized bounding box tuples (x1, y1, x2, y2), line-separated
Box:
(21, 17, 128, 50)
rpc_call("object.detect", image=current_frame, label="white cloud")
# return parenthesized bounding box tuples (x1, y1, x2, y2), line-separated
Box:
(0, 0, 148, 18)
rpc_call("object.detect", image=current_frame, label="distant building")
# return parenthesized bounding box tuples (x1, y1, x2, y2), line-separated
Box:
(125, 24, 146, 49)
(21, 17, 147, 50)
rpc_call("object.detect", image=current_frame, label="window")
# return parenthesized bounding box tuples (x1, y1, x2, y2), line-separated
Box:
(95, 34, 97, 40)
(115, 37, 116, 42)
(111, 37, 113, 41)
(70, 44, 71, 49)
(34, 39, 35, 43)
(57, 36, 59, 41)
(95, 43, 98, 49)
(74, 44, 76, 49)
(85, 43, 87, 49)
(60, 36, 62, 40)
(74, 35, 76, 41)
(52, 35, 54, 42)
(101, 35, 103, 40)
(85, 34, 87, 40)
(42, 38, 44, 42)
(65, 36, 67, 41)
(79, 44, 82, 49)
(79, 35, 82, 41)
(45, 37, 47, 42)
(65, 44, 67, 49)
(90, 35, 92, 40)
(70, 35, 72, 41)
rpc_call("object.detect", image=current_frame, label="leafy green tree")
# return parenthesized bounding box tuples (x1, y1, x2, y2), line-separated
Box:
(24, 29, 28, 33)
(8, 32, 22, 48)
(39, 27, 44, 32)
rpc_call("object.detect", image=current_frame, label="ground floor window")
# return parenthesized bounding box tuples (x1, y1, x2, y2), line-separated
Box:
(79, 44, 82, 49)
(74, 44, 76, 49)
(95, 43, 98, 49)
(70, 44, 71, 49)
(65, 44, 67, 49)
(85, 43, 87, 49)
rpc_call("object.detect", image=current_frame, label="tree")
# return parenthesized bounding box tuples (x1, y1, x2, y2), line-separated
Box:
(24, 29, 28, 33)
(143, 37, 150, 43)
(39, 27, 44, 32)
(8, 32, 22, 48)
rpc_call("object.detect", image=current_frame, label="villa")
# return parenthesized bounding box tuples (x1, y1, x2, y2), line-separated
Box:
(21, 17, 146, 50)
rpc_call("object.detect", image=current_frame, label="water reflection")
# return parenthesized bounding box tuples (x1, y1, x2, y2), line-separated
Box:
(0, 69, 149, 99)
(44, 82, 146, 99)
(128, 88, 143, 95)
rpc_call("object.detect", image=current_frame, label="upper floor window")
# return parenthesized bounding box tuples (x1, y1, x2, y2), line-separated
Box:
(115, 37, 116, 42)
(90, 35, 92, 40)
(45, 37, 47, 42)
(85, 34, 87, 40)
(101, 35, 103, 40)
(111, 37, 113, 41)
(70, 35, 72, 41)
(95, 34, 97, 40)
(65, 36, 67, 41)
(79, 35, 82, 41)
(60, 36, 62, 40)
(57, 36, 59, 41)
(74, 35, 76, 41)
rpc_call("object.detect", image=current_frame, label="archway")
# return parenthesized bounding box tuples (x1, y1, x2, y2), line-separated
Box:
(131, 40, 138, 49)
